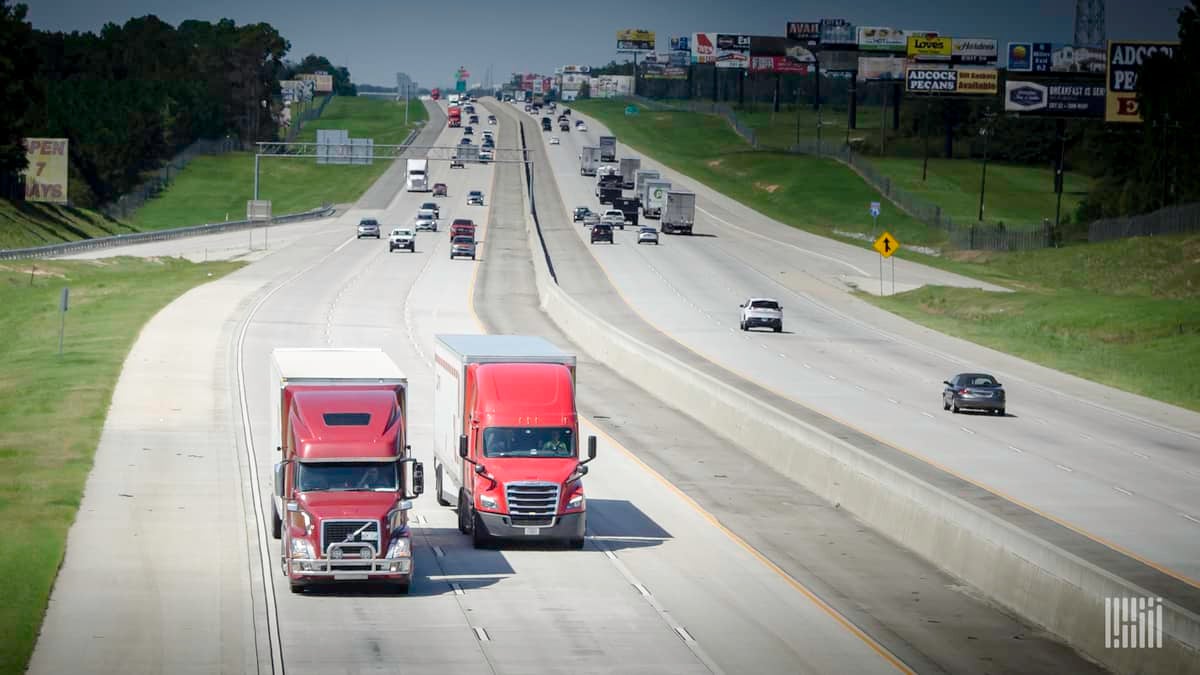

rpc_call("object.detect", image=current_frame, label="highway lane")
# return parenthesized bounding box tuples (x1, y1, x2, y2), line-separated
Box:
(237, 99, 904, 674)
(529, 102, 1200, 586)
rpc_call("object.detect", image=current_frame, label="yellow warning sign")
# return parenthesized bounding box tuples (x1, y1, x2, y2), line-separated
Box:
(873, 231, 900, 258)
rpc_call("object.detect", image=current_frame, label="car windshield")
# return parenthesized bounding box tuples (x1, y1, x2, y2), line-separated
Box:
(296, 461, 398, 492)
(964, 375, 998, 387)
(421, 203, 435, 209)
(469, 192, 482, 197)
(483, 427, 574, 458)
(360, 220, 377, 226)
(453, 237, 473, 244)
(750, 300, 780, 310)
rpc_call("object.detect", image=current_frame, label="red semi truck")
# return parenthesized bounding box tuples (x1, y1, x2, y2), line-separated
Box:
(431, 88, 441, 101)
(270, 348, 424, 594)
(433, 335, 596, 549)
(447, 105, 461, 128)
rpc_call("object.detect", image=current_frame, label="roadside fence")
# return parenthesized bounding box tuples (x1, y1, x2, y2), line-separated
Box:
(1088, 202, 1200, 242)
(100, 137, 241, 220)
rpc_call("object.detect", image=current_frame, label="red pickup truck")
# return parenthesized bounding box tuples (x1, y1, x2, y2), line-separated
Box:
(450, 218, 476, 241)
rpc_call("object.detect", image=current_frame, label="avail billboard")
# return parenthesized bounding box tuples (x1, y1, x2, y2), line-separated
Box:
(21, 138, 69, 203)
(750, 36, 815, 73)
(1007, 42, 1105, 73)
(1106, 40, 1178, 122)
(906, 67, 998, 95)
(787, 21, 821, 43)
(907, 35, 952, 61)
(715, 34, 751, 69)
(952, 38, 998, 65)
(819, 19, 857, 48)
(617, 29, 655, 52)
(857, 56, 906, 81)
(298, 72, 333, 93)
(1005, 77, 1105, 117)
(692, 32, 717, 64)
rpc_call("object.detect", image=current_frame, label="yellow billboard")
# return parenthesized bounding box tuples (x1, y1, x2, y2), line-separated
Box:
(617, 29, 655, 51)
(21, 138, 69, 204)
(907, 35, 952, 60)
(956, 68, 998, 94)
(1105, 40, 1178, 122)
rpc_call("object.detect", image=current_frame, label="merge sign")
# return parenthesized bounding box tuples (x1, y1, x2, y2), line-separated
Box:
(907, 35, 952, 61)
(617, 29, 655, 51)
(1106, 40, 1178, 123)
(873, 231, 900, 258)
(22, 138, 69, 203)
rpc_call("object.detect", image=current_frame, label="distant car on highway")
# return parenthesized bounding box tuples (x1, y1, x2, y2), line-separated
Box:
(388, 227, 415, 252)
(637, 227, 659, 245)
(573, 206, 593, 222)
(550, 137, 560, 145)
(433, 182, 448, 197)
(479, 148, 493, 162)
(463, 126, 474, 135)
(414, 215, 438, 232)
(450, 235, 476, 260)
(419, 201, 440, 219)
(943, 373, 1006, 415)
(468, 115, 479, 125)
(601, 209, 626, 229)
(459, 138, 472, 145)
(590, 222, 613, 244)
(467, 190, 485, 206)
(575, 121, 588, 131)
(487, 115, 497, 124)
(739, 298, 783, 333)
(357, 218, 381, 239)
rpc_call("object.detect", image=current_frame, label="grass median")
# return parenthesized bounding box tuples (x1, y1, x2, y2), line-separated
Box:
(0, 257, 243, 673)
(573, 98, 1198, 411)
(128, 96, 427, 231)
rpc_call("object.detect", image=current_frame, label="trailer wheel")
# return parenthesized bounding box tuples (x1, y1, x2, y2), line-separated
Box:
(271, 502, 282, 540)
(435, 462, 451, 507)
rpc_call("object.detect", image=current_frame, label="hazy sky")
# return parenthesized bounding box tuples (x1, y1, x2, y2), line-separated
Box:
(26, 0, 1182, 88)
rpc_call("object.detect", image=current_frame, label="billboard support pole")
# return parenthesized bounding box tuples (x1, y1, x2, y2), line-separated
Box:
(713, 66, 719, 103)
(253, 154, 260, 201)
(812, 60, 821, 112)
(978, 117, 992, 222)
(879, 85, 887, 154)
(774, 74, 781, 113)
(1054, 119, 1066, 228)
(922, 100, 931, 182)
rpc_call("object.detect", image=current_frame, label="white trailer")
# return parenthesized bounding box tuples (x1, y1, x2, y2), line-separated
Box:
(579, 146, 601, 176)
(642, 179, 672, 219)
(634, 169, 660, 199)
(599, 135, 617, 163)
(406, 158, 429, 192)
(662, 190, 696, 235)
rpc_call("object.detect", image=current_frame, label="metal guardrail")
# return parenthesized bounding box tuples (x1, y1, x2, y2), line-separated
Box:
(0, 204, 336, 261)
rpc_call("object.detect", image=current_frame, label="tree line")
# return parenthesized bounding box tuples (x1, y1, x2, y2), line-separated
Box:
(0, 1, 356, 207)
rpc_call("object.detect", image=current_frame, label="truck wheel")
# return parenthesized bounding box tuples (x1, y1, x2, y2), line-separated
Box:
(567, 537, 585, 550)
(271, 502, 282, 540)
(289, 582, 304, 594)
(391, 582, 411, 595)
(435, 463, 451, 507)
(457, 490, 470, 534)
(472, 512, 494, 549)
(774, 325, 783, 333)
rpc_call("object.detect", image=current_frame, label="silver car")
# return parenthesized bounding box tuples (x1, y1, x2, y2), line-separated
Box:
(356, 218, 381, 239)
(637, 227, 659, 245)
(450, 235, 476, 260)
(414, 216, 438, 232)
(943, 373, 1006, 416)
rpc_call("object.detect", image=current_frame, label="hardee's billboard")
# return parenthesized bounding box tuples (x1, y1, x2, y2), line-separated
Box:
(907, 35, 952, 60)
(1106, 40, 1178, 122)
(22, 138, 69, 203)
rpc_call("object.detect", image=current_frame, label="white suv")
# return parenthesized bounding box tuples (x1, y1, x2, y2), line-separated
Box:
(739, 298, 783, 333)
(601, 209, 626, 229)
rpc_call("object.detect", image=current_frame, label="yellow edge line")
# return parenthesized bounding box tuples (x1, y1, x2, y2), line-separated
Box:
(574, 192, 1200, 594)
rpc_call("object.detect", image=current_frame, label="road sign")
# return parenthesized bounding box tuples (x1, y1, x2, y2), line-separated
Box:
(873, 231, 899, 258)
(869, 201, 881, 217)
(625, 105, 639, 116)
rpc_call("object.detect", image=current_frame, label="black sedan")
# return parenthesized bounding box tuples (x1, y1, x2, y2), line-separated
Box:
(943, 373, 1006, 415)
(573, 206, 593, 222)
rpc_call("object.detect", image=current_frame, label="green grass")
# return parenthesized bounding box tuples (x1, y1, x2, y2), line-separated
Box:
(575, 98, 1200, 411)
(0, 257, 244, 674)
(125, 96, 426, 232)
(573, 99, 937, 245)
(0, 200, 136, 251)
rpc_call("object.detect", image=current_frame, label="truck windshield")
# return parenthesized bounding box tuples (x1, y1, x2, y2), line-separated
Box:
(297, 462, 398, 492)
(483, 427, 574, 458)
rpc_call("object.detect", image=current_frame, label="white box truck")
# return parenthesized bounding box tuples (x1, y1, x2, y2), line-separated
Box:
(579, 146, 601, 176)
(662, 190, 696, 235)
(599, 135, 617, 163)
(618, 157, 641, 189)
(642, 180, 671, 219)
(634, 169, 660, 199)
(406, 158, 429, 192)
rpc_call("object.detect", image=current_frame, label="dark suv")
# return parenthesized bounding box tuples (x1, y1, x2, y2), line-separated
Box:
(590, 222, 613, 244)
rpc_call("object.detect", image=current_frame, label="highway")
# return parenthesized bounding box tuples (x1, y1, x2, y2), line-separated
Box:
(526, 101, 1200, 590)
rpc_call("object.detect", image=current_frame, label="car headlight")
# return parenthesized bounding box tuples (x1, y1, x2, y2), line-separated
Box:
(566, 494, 585, 510)
(386, 537, 412, 558)
(289, 538, 315, 559)
(480, 494, 498, 510)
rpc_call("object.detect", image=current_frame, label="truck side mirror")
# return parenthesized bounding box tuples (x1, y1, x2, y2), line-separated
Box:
(412, 461, 424, 496)
(273, 462, 286, 498)
(585, 435, 597, 463)
(458, 434, 469, 459)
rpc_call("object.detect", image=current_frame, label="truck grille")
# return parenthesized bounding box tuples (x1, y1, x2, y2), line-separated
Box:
(506, 482, 559, 518)
(321, 519, 380, 556)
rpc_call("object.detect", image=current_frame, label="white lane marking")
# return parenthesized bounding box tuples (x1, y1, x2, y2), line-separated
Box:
(1008, 445, 1024, 454)
(696, 205, 870, 276)
(426, 573, 514, 581)
(633, 583, 652, 597)
(1134, 452, 1151, 460)
(1113, 486, 1133, 496)
(1056, 464, 1074, 473)
(1079, 433, 1092, 440)
(473, 626, 490, 642)
(960, 427, 974, 435)
(803, 363, 812, 369)
(675, 626, 698, 644)
(827, 375, 837, 380)
(1181, 513, 1200, 526)
(921, 412, 934, 418)
(855, 385, 866, 391)
(433, 546, 445, 558)
(887, 398, 899, 404)
(332, 236, 355, 253)
(760, 344, 768, 349)
(779, 353, 787, 358)
(451, 583, 465, 596)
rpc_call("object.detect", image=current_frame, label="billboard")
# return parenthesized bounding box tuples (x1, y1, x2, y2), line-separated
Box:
(857, 27, 916, 52)
(1106, 41, 1178, 122)
(298, 72, 333, 93)
(280, 79, 315, 103)
(952, 38, 998, 65)
(715, 34, 751, 69)
(907, 35, 952, 61)
(787, 21, 821, 43)
(819, 18, 857, 47)
(692, 32, 717, 64)
(617, 29, 655, 51)
(1007, 42, 1105, 74)
(819, 50, 860, 72)
(561, 72, 588, 91)
(750, 36, 815, 73)
(857, 56, 906, 81)
(669, 36, 690, 52)
(21, 138, 69, 203)
(643, 53, 687, 79)
(906, 67, 998, 95)
(1005, 77, 1105, 117)
(561, 64, 591, 74)
(589, 75, 633, 97)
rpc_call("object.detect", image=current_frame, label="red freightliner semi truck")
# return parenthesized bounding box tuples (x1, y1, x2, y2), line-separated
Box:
(447, 105, 461, 128)
(270, 348, 424, 594)
(432, 335, 596, 549)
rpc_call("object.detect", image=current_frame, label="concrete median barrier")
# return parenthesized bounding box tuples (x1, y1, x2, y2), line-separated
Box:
(511, 117, 1200, 675)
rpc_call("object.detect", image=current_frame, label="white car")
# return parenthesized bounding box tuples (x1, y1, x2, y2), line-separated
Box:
(549, 137, 560, 145)
(576, 122, 588, 132)
(414, 215, 438, 232)
(389, 227, 415, 252)
(739, 298, 783, 333)
(479, 147, 493, 162)
(601, 209, 626, 228)
(417, 202, 438, 220)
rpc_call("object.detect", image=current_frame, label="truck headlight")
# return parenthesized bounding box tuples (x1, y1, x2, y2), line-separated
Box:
(566, 494, 585, 510)
(480, 494, 498, 510)
(289, 538, 315, 559)
(386, 537, 411, 558)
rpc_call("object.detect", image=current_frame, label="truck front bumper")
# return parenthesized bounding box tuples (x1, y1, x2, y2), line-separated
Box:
(289, 556, 412, 585)
(477, 511, 585, 541)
